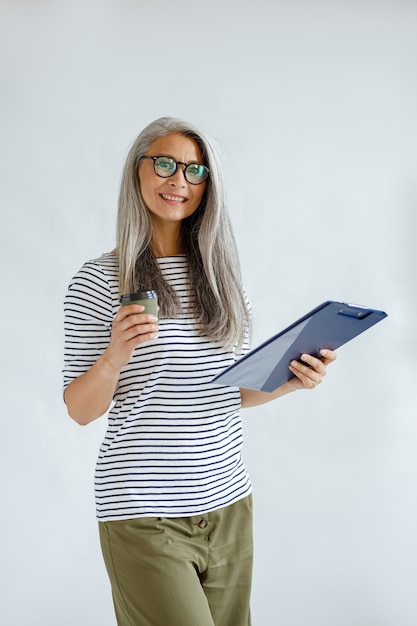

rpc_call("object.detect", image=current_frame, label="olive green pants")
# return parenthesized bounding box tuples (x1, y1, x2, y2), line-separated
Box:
(99, 494, 253, 626)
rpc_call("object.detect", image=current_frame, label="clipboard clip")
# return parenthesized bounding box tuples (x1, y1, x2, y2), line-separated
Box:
(338, 305, 372, 320)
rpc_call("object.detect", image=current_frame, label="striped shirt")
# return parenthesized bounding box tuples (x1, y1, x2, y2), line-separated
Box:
(63, 253, 252, 521)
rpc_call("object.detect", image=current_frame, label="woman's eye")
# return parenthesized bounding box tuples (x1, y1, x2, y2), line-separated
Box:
(158, 160, 173, 171)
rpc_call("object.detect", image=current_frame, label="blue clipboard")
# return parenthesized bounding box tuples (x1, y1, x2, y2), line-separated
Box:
(212, 301, 387, 392)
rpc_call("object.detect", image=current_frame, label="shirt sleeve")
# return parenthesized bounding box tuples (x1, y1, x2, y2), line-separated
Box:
(63, 261, 114, 392)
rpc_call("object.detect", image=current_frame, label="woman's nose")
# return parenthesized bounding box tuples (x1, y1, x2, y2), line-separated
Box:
(168, 167, 187, 186)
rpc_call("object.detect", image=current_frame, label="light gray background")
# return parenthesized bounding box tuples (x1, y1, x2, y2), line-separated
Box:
(1, 1, 416, 625)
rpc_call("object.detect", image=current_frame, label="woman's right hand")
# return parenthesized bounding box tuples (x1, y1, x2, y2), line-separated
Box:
(104, 304, 159, 371)
(64, 305, 158, 425)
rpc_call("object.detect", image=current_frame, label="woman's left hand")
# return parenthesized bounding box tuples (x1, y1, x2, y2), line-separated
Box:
(240, 348, 337, 408)
(287, 349, 337, 391)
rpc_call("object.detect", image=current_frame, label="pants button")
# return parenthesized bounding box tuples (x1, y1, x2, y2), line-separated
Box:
(198, 518, 208, 529)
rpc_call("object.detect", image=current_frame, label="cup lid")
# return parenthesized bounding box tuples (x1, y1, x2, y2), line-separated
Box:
(120, 290, 157, 303)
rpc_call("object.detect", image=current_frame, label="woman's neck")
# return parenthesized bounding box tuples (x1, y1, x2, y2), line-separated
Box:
(152, 243, 185, 257)
(151, 225, 184, 257)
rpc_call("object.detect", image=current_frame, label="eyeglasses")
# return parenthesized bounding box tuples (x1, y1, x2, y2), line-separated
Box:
(140, 155, 209, 185)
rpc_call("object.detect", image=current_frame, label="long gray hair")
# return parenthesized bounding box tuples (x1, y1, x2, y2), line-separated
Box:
(116, 116, 250, 351)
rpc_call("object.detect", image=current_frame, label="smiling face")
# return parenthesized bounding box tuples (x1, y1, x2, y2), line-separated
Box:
(138, 133, 207, 231)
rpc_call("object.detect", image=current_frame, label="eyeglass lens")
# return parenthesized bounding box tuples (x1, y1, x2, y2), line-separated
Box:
(153, 156, 208, 184)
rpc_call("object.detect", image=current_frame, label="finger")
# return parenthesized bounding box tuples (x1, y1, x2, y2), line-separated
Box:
(289, 365, 321, 389)
(124, 313, 158, 326)
(124, 322, 159, 340)
(114, 312, 158, 332)
(115, 304, 157, 323)
(319, 349, 337, 364)
(127, 329, 159, 346)
(300, 354, 327, 375)
(111, 312, 158, 343)
(289, 360, 323, 388)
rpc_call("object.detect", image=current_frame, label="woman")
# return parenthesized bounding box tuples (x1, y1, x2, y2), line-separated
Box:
(63, 117, 336, 626)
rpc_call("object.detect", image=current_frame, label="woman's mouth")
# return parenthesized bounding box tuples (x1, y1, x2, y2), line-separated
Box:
(160, 193, 186, 203)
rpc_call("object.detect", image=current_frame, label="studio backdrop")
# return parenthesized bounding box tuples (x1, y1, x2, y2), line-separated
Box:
(1, 1, 416, 625)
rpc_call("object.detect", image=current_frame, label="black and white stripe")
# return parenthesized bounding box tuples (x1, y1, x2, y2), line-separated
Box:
(63, 253, 252, 520)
